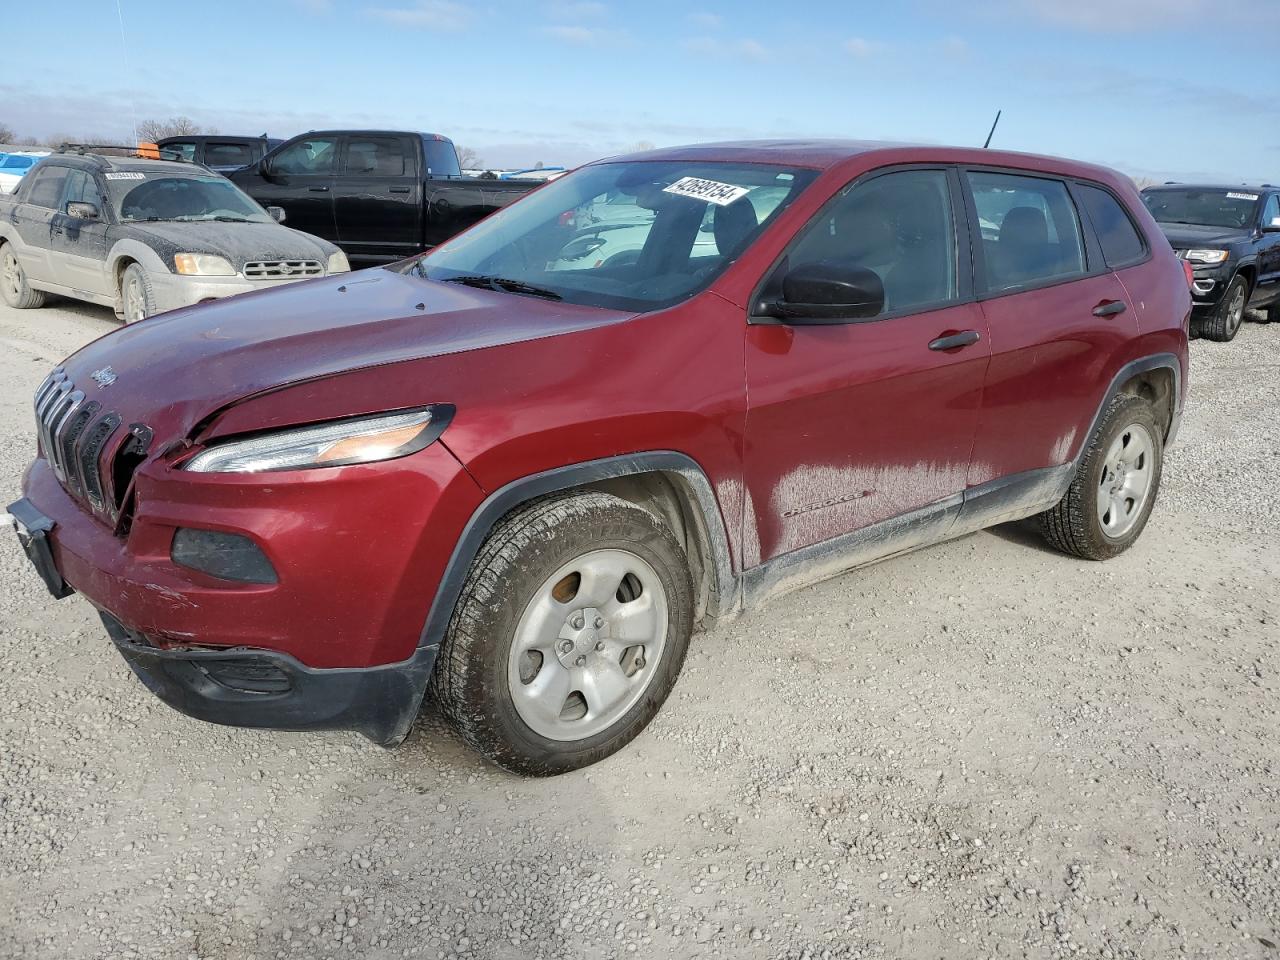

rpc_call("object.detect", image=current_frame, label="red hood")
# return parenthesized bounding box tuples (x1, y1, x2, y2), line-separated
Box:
(59, 267, 631, 444)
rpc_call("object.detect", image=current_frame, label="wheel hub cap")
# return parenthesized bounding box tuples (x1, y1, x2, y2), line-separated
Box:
(1096, 423, 1155, 539)
(508, 549, 668, 742)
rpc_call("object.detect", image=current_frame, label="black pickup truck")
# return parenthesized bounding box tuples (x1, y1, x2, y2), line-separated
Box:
(1141, 183, 1280, 341)
(230, 131, 541, 265)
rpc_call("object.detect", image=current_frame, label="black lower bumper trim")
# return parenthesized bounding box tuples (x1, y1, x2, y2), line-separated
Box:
(8, 498, 73, 599)
(99, 612, 437, 746)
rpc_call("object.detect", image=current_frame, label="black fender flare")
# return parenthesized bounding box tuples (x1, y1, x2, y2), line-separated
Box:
(1083, 353, 1184, 453)
(415, 451, 738, 657)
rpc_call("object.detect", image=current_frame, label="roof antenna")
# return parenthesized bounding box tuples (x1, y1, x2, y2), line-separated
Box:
(982, 109, 1002, 149)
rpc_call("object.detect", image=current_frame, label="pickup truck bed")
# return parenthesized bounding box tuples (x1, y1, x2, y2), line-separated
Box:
(230, 131, 541, 264)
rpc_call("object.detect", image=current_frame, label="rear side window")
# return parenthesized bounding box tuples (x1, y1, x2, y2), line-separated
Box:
(25, 166, 69, 208)
(1076, 184, 1146, 267)
(968, 171, 1085, 292)
(424, 139, 461, 178)
(344, 137, 407, 177)
(205, 141, 255, 167)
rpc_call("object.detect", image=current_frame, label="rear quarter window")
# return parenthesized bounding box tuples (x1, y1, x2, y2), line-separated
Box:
(1076, 184, 1147, 267)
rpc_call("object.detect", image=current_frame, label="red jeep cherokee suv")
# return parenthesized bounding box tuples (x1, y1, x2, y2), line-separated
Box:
(8, 141, 1190, 774)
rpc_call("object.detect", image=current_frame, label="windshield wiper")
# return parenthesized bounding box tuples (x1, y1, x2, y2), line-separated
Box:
(441, 275, 562, 301)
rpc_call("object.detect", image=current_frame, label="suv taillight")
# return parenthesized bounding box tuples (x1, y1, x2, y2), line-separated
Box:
(1182, 260, 1195, 289)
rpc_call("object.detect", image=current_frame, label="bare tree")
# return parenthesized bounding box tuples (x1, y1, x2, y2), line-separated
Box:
(136, 116, 204, 142)
(0, 122, 15, 144)
(456, 145, 482, 169)
(1132, 175, 1159, 191)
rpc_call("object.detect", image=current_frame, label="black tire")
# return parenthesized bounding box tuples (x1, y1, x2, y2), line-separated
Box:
(1265, 302, 1279, 324)
(1039, 394, 1164, 561)
(0, 241, 48, 309)
(433, 491, 695, 776)
(1199, 274, 1248, 342)
(120, 263, 157, 322)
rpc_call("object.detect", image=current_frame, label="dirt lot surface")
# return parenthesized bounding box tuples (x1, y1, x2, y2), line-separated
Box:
(1, 295, 1278, 960)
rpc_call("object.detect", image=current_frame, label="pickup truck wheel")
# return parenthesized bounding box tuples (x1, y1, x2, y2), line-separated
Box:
(1, 243, 47, 309)
(1200, 275, 1248, 342)
(121, 263, 156, 322)
(1038, 394, 1163, 561)
(433, 491, 695, 776)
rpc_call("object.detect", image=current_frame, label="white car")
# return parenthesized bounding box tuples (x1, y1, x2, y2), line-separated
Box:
(0, 152, 50, 194)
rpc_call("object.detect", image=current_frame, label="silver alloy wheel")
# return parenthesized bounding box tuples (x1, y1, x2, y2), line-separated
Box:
(123, 273, 147, 322)
(1, 249, 21, 301)
(1226, 283, 1246, 335)
(507, 548, 669, 742)
(1096, 422, 1155, 538)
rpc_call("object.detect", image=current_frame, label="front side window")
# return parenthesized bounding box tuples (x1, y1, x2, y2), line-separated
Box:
(162, 142, 197, 161)
(60, 169, 103, 212)
(969, 171, 1086, 291)
(1263, 194, 1280, 228)
(410, 161, 817, 311)
(25, 166, 69, 208)
(1076, 183, 1146, 267)
(770, 168, 959, 317)
(111, 174, 272, 223)
(344, 138, 407, 177)
(1141, 187, 1260, 230)
(270, 138, 337, 176)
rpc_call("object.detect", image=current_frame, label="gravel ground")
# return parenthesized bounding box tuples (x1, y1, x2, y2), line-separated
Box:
(1, 296, 1278, 960)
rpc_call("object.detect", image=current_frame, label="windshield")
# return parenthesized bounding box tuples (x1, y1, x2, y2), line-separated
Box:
(1141, 188, 1260, 229)
(110, 174, 273, 223)
(404, 160, 818, 311)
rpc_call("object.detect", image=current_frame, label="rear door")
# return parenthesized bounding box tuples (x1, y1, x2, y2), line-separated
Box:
(743, 166, 990, 563)
(48, 168, 112, 296)
(963, 168, 1138, 486)
(243, 135, 338, 240)
(333, 134, 421, 262)
(9, 164, 68, 282)
(1256, 193, 1280, 308)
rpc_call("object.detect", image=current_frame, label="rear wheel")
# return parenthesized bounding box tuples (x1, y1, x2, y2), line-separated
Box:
(121, 263, 156, 322)
(433, 491, 695, 775)
(1039, 393, 1164, 560)
(1198, 274, 1248, 342)
(0, 243, 47, 309)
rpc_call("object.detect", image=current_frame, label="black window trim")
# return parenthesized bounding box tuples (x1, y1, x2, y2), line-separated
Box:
(1068, 178, 1152, 272)
(747, 163, 975, 326)
(961, 164, 1109, 302)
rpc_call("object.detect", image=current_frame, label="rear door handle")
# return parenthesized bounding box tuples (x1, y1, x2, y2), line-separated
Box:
(308, 185, 330, 193)
(389, 186, 411, 194)
(1093, 299, 1127, 317)
(928, 330, 981, 351)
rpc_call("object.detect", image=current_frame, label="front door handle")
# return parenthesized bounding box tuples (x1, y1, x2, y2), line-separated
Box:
(1093, 299, 1127, 318)
(389, 186, 411, 194)
(308, 185, 330, 193)
(928, 329, 981, 351)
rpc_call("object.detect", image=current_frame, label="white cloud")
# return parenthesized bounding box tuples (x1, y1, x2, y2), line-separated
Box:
(687, 11, 722, 28)
(683, 36, 771, 61)
(988, 0, 1278, 31)
(843, 37, 876, 57)
(366, 0, 469, 29)
(940, 35, 970, 58)
(545, 0, 608, 18)
(540, 24, 623, 44)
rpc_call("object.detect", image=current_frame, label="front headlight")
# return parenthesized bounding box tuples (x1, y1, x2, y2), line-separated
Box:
(1182, 249, 1229, 264)
(327, 250, 351, 274)
(174, 253, 237, 276)
(184, 407, 449, 473)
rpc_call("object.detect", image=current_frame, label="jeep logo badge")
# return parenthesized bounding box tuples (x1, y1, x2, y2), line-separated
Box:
(91, 367, 117, 388)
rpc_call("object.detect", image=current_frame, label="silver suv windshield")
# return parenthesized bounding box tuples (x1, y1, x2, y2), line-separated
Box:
(110, 173, 273, 223)
(406, 160, 818, 311)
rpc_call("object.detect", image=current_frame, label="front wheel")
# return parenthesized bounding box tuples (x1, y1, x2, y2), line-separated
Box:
(433, 491, 695, 775)
(0, 243, 47, 309)
(1039, 394, 1164, 560)
(1197, 274, 1248, 342)
(120, 263, 157, 322)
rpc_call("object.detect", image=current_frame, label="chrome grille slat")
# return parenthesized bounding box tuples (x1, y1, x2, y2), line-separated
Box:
(32, 368, 122, 519)
(243, 259, 323, 279)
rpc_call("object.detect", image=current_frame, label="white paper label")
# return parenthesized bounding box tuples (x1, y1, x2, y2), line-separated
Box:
(105, 172, 146, 180)
(1226, 191, 1258, 201)
(663, 176, 750, 206)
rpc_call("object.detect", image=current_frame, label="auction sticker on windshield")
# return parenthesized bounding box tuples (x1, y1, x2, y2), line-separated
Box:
(105, 173, 147, 180)
(1227, 192, 1259, 201)
(663, 176, 751, 206)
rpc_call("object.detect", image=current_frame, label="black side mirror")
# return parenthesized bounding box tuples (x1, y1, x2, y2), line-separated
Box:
(762, 263, 884, 323)
(65, 201, 99, 220)
(267, 205, 286, 223)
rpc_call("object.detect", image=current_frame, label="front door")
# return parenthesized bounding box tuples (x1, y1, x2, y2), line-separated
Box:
(49, 169, 112, 297)
(1256, 193, 1280, 309)
(743, 167, 990, 566)
(239, 135, 338, 241)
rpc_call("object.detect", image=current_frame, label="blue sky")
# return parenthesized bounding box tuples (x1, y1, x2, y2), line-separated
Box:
(7, 0, 1278, 182)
